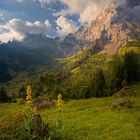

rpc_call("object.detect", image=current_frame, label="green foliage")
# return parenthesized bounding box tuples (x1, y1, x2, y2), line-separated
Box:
(0, 58, 11, 83)
(0, 86, 10, 102)
(111, 55, 125, 91)
(90, 68, 106, 97)
(123, 51, 140, 83)
(50, 110, 63, 140)
(24, 101, 51, 139)
(18, 85, 26, 99)
(32, 72, 58, 98)
(111, 50, 140, 91)
(0, 82, 140, 140)
(42, 85, 140, 140)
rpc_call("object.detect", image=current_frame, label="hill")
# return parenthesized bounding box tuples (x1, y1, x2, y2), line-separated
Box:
(0, 34, 63, 84)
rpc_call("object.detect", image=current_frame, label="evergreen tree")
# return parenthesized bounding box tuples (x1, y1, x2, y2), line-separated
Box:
(0, 58, 11, 83)
(18, 85, 26, 99)
(0, 86, 10, 102)
(89, 68, 106, 97)
(32, 82, 44, 98)
(111, 55, 125, 91)
(94, 69, 106, 97)
(123, 51, 140, 83)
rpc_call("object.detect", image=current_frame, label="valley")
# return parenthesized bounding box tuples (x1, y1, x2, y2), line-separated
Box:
(0, 0, 140, 139)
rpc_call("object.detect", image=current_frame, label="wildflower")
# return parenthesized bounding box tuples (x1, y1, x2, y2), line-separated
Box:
(57, 93, 62, 110)
(26, 84, 32, 101)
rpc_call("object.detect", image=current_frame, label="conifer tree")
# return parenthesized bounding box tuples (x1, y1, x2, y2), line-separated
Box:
(123, 51, 140, 83)
(0, 86, 10, 102)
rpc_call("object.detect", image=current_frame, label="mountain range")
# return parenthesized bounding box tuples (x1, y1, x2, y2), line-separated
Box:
(0, 0, 140, 83)
(61, 0, 140, 56)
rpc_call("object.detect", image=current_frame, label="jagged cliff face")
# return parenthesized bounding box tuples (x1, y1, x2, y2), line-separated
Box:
(62, 0, 140, 56)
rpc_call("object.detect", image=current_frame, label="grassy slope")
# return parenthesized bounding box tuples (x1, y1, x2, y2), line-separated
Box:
(0, 46, 140, 139)
(42, 87, 140, 140)
(0, 83, 140, 140)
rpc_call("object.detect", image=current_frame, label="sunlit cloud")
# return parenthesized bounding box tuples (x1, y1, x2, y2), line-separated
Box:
(36, 0, 127, 24)
(56, 16, 78, 37)
(0, 18, 52, 42)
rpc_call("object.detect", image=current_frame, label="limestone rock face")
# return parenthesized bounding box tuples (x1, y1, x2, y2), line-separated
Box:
(62, 0, 140, 56)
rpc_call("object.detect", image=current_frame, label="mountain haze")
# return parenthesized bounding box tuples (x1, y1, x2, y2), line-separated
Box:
(0, 34, 63, 83)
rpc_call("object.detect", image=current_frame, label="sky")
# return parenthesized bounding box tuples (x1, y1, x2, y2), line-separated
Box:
(0, 0, 127, 42)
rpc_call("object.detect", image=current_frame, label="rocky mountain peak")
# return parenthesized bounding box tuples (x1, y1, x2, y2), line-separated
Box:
(62, 1, 140, 56)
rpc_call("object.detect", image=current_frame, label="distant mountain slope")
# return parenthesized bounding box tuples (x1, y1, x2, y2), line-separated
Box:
(0, 34, 63, 83)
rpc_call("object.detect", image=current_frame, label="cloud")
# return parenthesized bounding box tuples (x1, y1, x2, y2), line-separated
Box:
(0, 13, 4, 23)
(8, 18, 52, 35)
(34, 0, 57, 7)
(0, 18, 52, 42)
(56, 16, 78, 37)
(7, 0, 25, 3)
(0, 29, 23, 43)
(14, 0, 24, 3)
(79, 3, 98, 23)
(36, 0, 127, 24)
(0, 13, 3, 18)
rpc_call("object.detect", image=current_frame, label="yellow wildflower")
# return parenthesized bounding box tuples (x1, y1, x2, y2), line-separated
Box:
(26, 84, 32, 101)
(57, 93, 62, 110)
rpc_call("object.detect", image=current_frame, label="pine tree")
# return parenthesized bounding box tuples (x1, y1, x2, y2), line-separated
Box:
(0, 86, 10, 102)
(123, 51, 140, 83)
(111, 55, 125, 91)
(94, 69, 106, 97)
(89, 68, 106, 97)
(18, 85, 26, 99)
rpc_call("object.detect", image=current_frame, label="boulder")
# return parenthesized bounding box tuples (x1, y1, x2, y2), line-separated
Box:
(33, 99, 55, 109)
(116, 87, 136, 98)
(112, 97, 134, 109)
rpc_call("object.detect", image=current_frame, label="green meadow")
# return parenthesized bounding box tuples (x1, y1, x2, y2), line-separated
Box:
(0, 83, 140, 140)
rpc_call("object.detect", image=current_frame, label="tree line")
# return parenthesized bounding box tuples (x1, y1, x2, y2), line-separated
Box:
(1, 50, 140, 102)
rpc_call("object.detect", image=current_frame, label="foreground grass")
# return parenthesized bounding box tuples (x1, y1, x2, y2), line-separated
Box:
(0, 83, 140, 140)
(41, 97, 140, 140)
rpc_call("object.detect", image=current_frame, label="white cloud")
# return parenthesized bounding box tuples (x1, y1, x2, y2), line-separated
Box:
(79, 3, 98, 23)
(0, 13, 3, 18)
(0, 13, 4, 22)
(58, 0, 123, 23)
(8, 18, 52, 35)
(0, 18, 52, 42)
(56, 16, 78, 37)
(0, 29, 23, 43)
(34, 0, 57, 7)
(36, 0, 127, 24)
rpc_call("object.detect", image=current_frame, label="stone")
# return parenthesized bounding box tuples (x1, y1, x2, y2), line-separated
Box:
(33, 99, 55, 109)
